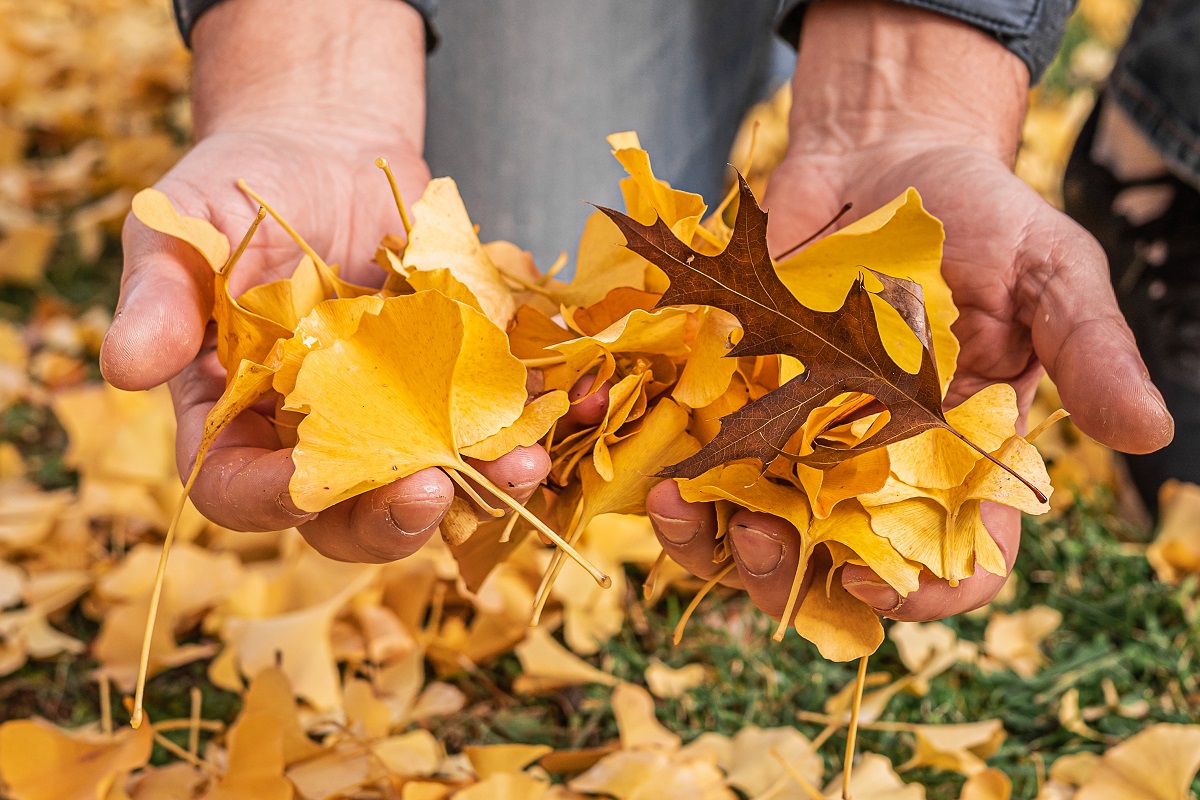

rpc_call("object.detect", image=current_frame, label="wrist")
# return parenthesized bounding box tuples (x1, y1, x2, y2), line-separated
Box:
(787, 0, 1028, 165)
(190, 0, 426, 154)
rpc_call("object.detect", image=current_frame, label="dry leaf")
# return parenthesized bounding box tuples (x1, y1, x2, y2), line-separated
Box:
(644, 660, 708, 699)
(822, 753, 923, 800)
(612, 682, 681, 751)
(0, 717, 153, 800)
(1147, 480, 1200, 583)
(513, 627, 619, 694)
(900, 720, 1006, 776)
(1075, 724, 1200, 800)
(960, 768, 1012, 800)
(982, 606, 1062, 678)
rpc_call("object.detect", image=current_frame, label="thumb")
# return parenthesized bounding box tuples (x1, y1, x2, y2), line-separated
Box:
(1024, 205, 1174, 454)
(100, 212, 213, 391)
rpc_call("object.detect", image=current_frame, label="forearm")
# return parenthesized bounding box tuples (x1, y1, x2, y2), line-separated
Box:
(789, 0, 1028, 165)
(190, 0, 426, 152)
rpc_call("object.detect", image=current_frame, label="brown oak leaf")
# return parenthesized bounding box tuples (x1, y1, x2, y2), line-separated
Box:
(596, 176, 1041, 500)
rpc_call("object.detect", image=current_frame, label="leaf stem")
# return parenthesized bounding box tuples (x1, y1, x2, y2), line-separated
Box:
(768, 746, 825, 800)
(772, 548, 812, 642)
(454, 462, 610, 589)
(219, 207, 266, 277)
(841, 655, 870, 800)
(131, 459, 201, 729)
(772, 203, 854, 261)
(673, 563, 735, 645)
(446, 469, 504, 517)
(643, 549, 668, 600)
(375, 157, 413, 237)
(530, 501, 586, 625)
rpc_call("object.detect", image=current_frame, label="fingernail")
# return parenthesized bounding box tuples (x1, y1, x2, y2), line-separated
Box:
(844, 579, 901, 612)
(648, 511, 701, 545)
(1144, 374, 1169, 414)
(387, 499, 446, 535)
(276, 492, 318, 522)
(729, 526, 783, 575)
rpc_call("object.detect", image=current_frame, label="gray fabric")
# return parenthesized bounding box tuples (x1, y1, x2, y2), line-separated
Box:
(172, 0, 439, 50)
(1108, 0, 1200, 190)
(775, 0, 1076, 83)
(424, 0, 781, 273)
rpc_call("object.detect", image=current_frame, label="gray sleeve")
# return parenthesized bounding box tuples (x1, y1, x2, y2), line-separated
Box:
(173, 0, 439, 51)
(776, 0, 1076, 84)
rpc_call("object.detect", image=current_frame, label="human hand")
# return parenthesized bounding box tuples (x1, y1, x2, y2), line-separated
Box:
(99, 0, 560, 562)
(646, 0, 1173, 624)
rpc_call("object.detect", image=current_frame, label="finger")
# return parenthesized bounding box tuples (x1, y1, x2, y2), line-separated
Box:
(727, 510, 813, 621)
(1022, 205, 1174, 454)
(301, 468, 454, 563)
(100, 211, 215, 391)
(461, 445, 551, 515)
(558, 375, 612, 436)
(646, 481, 742, 587)
(842, 503, 1020, 621)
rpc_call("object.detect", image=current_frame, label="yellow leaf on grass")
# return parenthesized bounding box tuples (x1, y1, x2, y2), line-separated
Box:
(0, 717, 152, 800)
(721, 727, 823, 798)
(200, 712, 292, 800)
(403, 178, 516, 327)
(774, 187, 957, 389)
(960, 768, 1012, 800)
(821, 753, 923, 800)
(900, 720, 1006, 776)
(982, 606, 1061, 678)
(513, 627, 618, 694)
(464, 744, 553, 780)
(1147, 480, 1200, 583)
(286, 291, 526, 512)
(130, 188, 230, 272)
(0, 223, 56, 285)
(1074, 724, 1200, 800)
(239, 668, 323, 766)
(455, 774, 551, 800)
(459, 390, 569, 461)
(645, 660, 708, 699)
(612, 682, 681, 751)
(569, 750, 731, 800)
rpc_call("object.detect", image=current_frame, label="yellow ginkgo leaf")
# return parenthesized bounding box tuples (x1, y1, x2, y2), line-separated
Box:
(561, 211, 649, 308)
(455, 774, 551, 800)
(512, 627, 619, 694)
(405, 266, 486, 314)
(888, 383, 1018, 490)
(286, 290, 525, 509)
(982, 606, 1061, 678)
(791, 550, 885, 662)
(959, 768, 1013, 800)
(463, 744, 553, 780)
(899, 720, 1006, 775)
(822, 753, 923, 800)
(612, 682, 681, 751)
(774, 187, 957, 389)
(284, 290, 605, 584)
(268, 295, 385, 397)
(200, 712, 291, 800)
(1147, 479, 1200, 584)
(0, 717, 153, 800)
(673, 307, 741, 409)
(1074, 724, 1200, 800)
(791, 447, 890, 519)
(403, 178, 516, 327)
(551, 306, 690, 391)
(130, 188, 229, 272)
(644, 660, 708, 699)
(459, 391, 570, 461)
(862, 434, 1052, 585)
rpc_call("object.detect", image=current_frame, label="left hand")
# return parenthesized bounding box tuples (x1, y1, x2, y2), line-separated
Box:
(645, 0, 1173, 623)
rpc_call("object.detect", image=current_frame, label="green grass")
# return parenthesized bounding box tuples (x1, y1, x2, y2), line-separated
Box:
(3, 486, 1199, 797)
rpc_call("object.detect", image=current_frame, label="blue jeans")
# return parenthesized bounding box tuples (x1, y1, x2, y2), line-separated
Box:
(1109, 0, 1200, 191)
(423, 0, 788, 272)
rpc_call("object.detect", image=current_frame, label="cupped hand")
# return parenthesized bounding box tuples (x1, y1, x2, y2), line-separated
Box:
(645, 1, 1173, 625)
(100, 127, 567, 562)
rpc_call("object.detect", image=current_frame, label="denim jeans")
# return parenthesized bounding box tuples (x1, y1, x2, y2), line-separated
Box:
(1110, 0, 1200, 191)
(423, 0, 786, 273)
